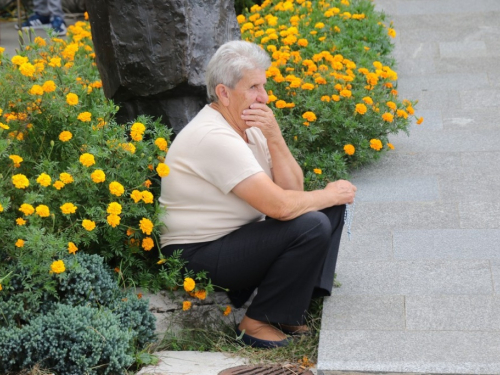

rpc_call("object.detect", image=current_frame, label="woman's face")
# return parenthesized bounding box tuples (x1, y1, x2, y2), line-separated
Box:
(226, 68, 269, 130)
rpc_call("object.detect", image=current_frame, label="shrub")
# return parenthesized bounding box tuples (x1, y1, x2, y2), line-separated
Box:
(238, 0, 421, 189)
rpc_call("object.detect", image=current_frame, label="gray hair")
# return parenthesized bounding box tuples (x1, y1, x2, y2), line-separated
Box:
(205, 40, 271, 102)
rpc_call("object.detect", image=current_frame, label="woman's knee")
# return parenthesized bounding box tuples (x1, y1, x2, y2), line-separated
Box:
(291, 211, 331, 247)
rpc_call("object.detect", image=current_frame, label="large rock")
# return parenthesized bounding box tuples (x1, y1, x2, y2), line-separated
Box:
(85, 0, 241, 133)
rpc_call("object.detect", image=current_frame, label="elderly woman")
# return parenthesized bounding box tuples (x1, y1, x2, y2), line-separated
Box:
(159, 40, 356, 348)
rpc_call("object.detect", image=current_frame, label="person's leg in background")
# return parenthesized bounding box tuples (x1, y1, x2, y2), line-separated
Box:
(20, 0, 66, 35)
(46, 0, 66, 35)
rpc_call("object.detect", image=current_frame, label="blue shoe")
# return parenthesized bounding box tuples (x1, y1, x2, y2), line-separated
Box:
(50, 16, 67, 36)
(17, 13, 51, 30)
(235, 327, 290, 349)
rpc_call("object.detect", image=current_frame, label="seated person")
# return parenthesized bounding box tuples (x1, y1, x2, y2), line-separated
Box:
(158, 40, 356, 348)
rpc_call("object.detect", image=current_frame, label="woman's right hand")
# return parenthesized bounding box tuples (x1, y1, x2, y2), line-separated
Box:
(324, 180, 357, 205)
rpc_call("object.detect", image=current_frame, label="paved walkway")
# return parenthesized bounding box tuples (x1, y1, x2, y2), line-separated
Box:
(318, 0, 500, 374)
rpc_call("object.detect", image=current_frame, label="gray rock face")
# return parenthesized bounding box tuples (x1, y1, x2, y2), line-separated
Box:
(85, 0, 241, 133)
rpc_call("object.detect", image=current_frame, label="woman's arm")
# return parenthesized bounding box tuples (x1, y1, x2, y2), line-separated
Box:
(232, 172, 356, 221)
(241, 103, 304, 191)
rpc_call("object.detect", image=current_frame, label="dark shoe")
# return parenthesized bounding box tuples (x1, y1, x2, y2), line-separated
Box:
(50, 16, 67, 36)
(235, 328, 290, 349)
(16, 13, 51, 30)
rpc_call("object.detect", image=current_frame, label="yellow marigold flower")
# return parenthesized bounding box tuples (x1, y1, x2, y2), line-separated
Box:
(332, 95, 340, 102)
(301, 83, 315, 90)
(382, 112, 394, 122)
(48, 57, 61, 67)
(237, 14, 246, 24)
(53, 180, 65, 190)
(182, 301, 192, 311)
(68, 242, 78, 254)
(66, 93, 79, 106)
(130, 190, 142, 203)
(184, 277, 196, 292)
(344, 144, 355, 155)
(9, 155, 23, 167)
(12, 174, 30, 189)
(59, 173, 74, 184)
(16, 218, 26, 226)
(106, 203, 122, 216)
(315, 22, 325, 29)
(29, 85, 44, 95)
(109, 181, 125, 197)
(366, 73, 378, 86)
(297, 38, 308, 47)
(90, 169, 105, 183)
(407, 106, 415, 115)
(15, 239, 25, 248)
(82, 219, 96, 231)
(35, 205, 50, 217)
(386, 101, 397, 111)
(19, 63, 35, 77)
(139, 217, 154, 235)
(267, 94, 277, 103)
(19, 203, 35, 216)
(362, 96, 373, 105)
(340, 89, 352, 98)
(223, 305, 232, 316)
(396, 109, 408, 119)
(142, 237, 154, 251)
(387, 143, 395, 150)
(34, 36, 46, 46)
(50, 260, 65, 274)
(355, 103, 368, 115)
(388, 28, 396, 38)
(0, 122, 9, 130)
(154, 137, 168, 151)
(275, 100, 287, 109)
(120, 143, 136, 154)
(77, 112, 92, 122)
(60, 203, 77, 215)
(370, 138, 383, 151)
(313, 168, 322, 175)
(0, 203, 3, 213)
(42, 80, 56, 93)
(59, 131, 73, 142)
(156, 163, 170, 178)
(0, 47, 4, 55)
(11, 55, 28, 66)
(302, 111, 317, 122)
(417, 117, 424, 125)
(321, 96, 330, 102)
(80, 153, 96, 167)
(157, 258, 167, 265)
(107, 214, 121, 228)
(141, 191, 154, 204)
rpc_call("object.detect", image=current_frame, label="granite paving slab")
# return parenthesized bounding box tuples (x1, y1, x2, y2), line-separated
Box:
(459, 201, 500, 229)
(337, 230, 394, 261)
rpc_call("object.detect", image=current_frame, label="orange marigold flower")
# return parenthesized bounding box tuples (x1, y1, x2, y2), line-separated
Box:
(59, 173, 74, 184)
(275, 100, 287, 109)
(313, 168, 322, 175)
(53, 180, 65, 190)
(154, 137, 168, 151)
(130, 190, 143, 203)
(35, 205, 50, 217)
(139, 217, 154, 235)
(82, 219, 96, 231)
(332, 95, 340, 102)
(387, 143, 395, 150)
(340, 89, 352, 98)
(16, 218, 26, 226)
(42, 80, 56, 93)
(416, 117, 424, 125)
(19, 203, 35, 216)
(15, 239, 25, 248)
(141, 191, 154, 204)
(107, 202, 122, 215)
(223, 305, 232, 316)
(344, 144, 355, 155)
(302, 111, 317, 122)
(382, 112, 394, 122)
(406, 106, 415, 115)
(297, 38, 308, 47)
(396, 109, 408, 119)
(107, 214, 121, 228)
(355, 103, 367, 115)
(29, 85, 44, 95)
(194, 290, 207, 300)
(183, 301, 192, 311)
(370, 138, 383, 151)
(80, 153, 96, 167)
(144, 180, 152, 188)
(386, 101, 397, 111)
(142, 237, 154, 251)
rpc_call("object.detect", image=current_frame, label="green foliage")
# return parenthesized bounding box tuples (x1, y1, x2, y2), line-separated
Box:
(239, 0, 420, 189)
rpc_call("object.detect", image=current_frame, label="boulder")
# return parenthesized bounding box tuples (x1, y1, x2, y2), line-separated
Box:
(85, 0, 241, 133)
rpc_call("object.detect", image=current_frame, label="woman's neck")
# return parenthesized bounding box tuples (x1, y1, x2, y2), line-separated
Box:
(210, 102, 248, 143)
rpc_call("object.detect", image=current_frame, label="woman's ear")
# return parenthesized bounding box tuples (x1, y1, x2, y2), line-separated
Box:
(215, 84, 230, 107)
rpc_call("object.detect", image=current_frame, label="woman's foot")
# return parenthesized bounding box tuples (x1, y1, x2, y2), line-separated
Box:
(238, 315, 287, 342)
(276, 323, 310, 335)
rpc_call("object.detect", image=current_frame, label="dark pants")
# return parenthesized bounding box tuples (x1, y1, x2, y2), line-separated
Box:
(161, 204, 346, 326)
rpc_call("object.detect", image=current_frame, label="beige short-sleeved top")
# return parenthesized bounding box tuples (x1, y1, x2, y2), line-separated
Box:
(159, 105, 273, 247)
